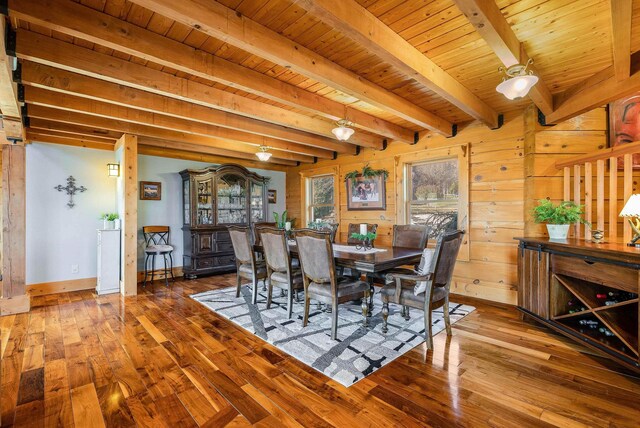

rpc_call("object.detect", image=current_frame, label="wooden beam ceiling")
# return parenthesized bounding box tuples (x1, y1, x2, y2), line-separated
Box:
(8, 0, 415, 145)
(451, 0, 553, 116)
(127, 0, 454, 136)
(27, 132, 116, 151)
(28, 118, 123, 140)
(295, 0, 499, 128)
(24, 86, 334, 160)
(20, 62, 355, 155)
(0, 18, 23, 143)
(15, 30, 383, 150)
(609, 0, 632, 81)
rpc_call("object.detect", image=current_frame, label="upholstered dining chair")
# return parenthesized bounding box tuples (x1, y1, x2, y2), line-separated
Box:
(257, 226, 303, 318)
(252, 222, 276, 246)
(381, 230, 464, 350)
(228, 225, 267, 304)
(294, 229, 370, 340)
(316, 222, 339, 242)
(142, 226, 175, 287)
(346, 223, 378, 245)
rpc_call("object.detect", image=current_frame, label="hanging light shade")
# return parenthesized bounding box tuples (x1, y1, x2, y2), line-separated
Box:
(256, 145, 272, 161)
(331, 119, 355, 141)
(496, 59, 539, 100)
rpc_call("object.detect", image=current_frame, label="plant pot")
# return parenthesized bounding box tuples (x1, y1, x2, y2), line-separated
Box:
(113, 219, 121, 230)
(104, 220, 115, 230)
(546, 224, 570, 240)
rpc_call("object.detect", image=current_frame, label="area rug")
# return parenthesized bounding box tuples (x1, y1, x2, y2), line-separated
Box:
(191, 286, 474, 387)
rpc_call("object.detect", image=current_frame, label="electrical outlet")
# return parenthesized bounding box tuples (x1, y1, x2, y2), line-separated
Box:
(71, 264, 79, 274)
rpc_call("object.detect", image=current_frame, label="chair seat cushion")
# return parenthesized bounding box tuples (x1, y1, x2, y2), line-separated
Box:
(271, 270, 303, 286)
(380, 283, 446, 305)
(238, 263, 267, 279)
(308, 279, 369, 299)
(145, 244, 174, 253)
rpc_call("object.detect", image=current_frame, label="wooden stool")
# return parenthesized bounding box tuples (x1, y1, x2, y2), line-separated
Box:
(143, 226, 175, 287)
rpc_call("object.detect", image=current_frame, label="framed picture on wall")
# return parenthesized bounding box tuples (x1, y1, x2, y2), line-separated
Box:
(267, 189, 277, 204)
(345, 174, 386, 211)
(608, 94, 640, 169)
(140, 181, 162, 200)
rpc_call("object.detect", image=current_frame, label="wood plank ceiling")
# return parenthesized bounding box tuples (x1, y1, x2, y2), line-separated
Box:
(0, 0, 638, 166)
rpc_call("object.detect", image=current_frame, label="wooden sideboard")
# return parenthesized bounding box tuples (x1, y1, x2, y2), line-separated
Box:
(516, 237, 640, 372)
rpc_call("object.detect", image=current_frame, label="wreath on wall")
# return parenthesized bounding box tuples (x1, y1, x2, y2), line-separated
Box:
(343, 164, 389, 181)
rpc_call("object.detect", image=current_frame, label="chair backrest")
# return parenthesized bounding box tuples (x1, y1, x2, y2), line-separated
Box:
(228, 226, 254, 265)
(252, 222, 276, 245)
(317, 223, 339, 243)
(143, 226, 170, 246)
(430, 230, 465, 290)
(346, 223, 378, 245)
(294, 229, 336, 286)
(392, 224, 429, 249)
(258, 226, 290, 273)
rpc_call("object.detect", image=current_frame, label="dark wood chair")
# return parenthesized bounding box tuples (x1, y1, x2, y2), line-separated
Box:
(228, 225, 267, 304)
(315, 222, 339, 242)
(142, 226, 175, 287)
(381, 230, 464, 350)
(294, 228, 370, 340)
(257, 226, 303, 318)
(252, 222, 276, 245)
(346, 223, 378, 245)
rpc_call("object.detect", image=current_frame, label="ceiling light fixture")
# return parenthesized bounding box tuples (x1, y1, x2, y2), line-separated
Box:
(256, 146, 272, 162)
(496, 58, 539, 100)
(331, 119, 355, 141)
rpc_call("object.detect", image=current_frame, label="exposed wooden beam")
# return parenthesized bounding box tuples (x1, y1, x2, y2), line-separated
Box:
(26, 105, 306, 165)
(0, 19, 23, 143)
(21, 62, 355, 155)
(128, 0, 453, 135)
(24, 86, 331, 160)
(29, 118, 123, 140)
(609, 0, 632, 81)
(452, 0, 553, 115)
(27, 128, 117, 144)
(27, 132, 116, 151)
(8, 0, 414, 144)
(16, 30, 381, 150)
(296, 0, 498, 128)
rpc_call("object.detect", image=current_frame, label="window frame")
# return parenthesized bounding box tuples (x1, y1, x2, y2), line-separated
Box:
(300, 166, 339, 226)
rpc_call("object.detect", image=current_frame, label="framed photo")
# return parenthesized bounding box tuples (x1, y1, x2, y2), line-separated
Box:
(140, 181, 161, 200)
(608, 94, 640, 169)
(267, 189, 277, 204)
(346, 175, 386, 210)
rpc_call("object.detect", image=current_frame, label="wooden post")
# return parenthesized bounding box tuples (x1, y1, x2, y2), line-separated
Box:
(624, 154, 633, 243)
(115, 134, 138, 296)
(0, 145, 29, 315)
(584, 162, 592, 241)
(596, 159, 605, 233)
(609, 156, 618, 241)
(573, 164, 581, 239)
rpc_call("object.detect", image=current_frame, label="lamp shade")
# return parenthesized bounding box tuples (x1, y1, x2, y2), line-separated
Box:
(332, 125, 355, 141)
(620, 194, 640, 217)
(256, 146, 272, 161)
(496, 74, 539, 100)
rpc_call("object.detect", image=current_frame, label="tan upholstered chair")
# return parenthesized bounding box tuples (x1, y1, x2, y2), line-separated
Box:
(294, 229, 370, 340)
(381, 230, 464, 350)
(258, 226, 303, 318)
(228, 226, 267, 304)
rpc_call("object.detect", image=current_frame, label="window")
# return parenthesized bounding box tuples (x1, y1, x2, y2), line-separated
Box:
(406, 158, 459, 237)
(307, 175, 336, 223)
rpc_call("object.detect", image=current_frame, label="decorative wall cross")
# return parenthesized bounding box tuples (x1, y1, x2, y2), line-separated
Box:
(54, 176, 87, 208)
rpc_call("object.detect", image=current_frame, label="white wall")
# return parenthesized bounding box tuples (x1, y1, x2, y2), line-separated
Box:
(137, 155, 286, 270)
(26, 143, 117, 284)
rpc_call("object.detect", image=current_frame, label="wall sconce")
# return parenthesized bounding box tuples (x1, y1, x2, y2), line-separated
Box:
(107, 163, 120, 177)
(496, 58, 539, 100)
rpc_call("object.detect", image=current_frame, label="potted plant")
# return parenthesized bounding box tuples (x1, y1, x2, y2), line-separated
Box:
(100, 213, 120, 230)
(350, 231, 377, 250)
(532, 199, 588, 240)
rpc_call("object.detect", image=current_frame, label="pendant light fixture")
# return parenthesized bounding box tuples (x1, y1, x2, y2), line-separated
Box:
(496, 58, 539, 100)
(331, 119, 355, 141)
(256, 145, 272, 161)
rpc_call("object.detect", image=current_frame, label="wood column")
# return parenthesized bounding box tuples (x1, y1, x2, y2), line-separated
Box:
(115, 134, 138, 296)
(0, 145, 29, 315)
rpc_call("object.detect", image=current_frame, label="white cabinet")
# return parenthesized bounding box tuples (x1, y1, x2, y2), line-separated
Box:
(97, 229, 120, 295)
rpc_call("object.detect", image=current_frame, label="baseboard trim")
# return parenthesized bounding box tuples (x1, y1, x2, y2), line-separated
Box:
(136, 266, 183, 283)
(0, 294, 31, 315)
(27, 277, 96, 296)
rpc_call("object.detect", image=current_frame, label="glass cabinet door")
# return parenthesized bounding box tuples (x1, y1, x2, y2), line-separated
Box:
(216, 173, 247, 224)
(250, 182, 265, 222)
(183, 179, 191, 225)
(196, 177, 214, 225)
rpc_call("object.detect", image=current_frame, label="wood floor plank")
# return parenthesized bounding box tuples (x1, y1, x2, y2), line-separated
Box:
(70, 383, 105, 428)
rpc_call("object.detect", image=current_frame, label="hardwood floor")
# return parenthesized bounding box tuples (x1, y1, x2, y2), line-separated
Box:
(2, 274, 640, 427)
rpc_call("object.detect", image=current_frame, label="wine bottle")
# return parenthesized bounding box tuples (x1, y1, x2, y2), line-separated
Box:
(596, 293, 607, 299)
(605, 300, 619, 306)
(598, 327, 615, 337)
(578, 320, 598, 328)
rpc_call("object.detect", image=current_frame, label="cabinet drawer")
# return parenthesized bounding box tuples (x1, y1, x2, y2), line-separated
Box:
(197, 233, 215, 253)
(196, 257, 216, 269)
(551, 254, 639, 293)
(215, 231, 231, 242)
(215, 255, 236, 267)
(216, 240, 234, 253)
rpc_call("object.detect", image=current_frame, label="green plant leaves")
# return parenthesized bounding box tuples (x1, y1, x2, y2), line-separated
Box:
(532, 199, 588, 225)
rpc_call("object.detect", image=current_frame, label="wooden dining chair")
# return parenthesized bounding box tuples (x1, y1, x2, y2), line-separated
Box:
(381, 230, 464, 350)
(316, 222, 339, 242)
(228, 225, 267, 304)
(252, 222, 276, 245)
(258, 226, 304, 318)
(294, 228, 370, 340)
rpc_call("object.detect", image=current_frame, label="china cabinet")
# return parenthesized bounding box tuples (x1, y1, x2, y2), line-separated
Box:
(180, 164, 268, 278)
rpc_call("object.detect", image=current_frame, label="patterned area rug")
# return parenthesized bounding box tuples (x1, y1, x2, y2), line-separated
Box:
(191, 286, 474, 387)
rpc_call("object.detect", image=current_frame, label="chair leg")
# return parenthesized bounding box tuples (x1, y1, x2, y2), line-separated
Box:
(331, 303, 338, 340)
(361, 288, 369, 328)
(400, 305, 406, 318)
(444, 297, 452, 336)
(143, 253, 150, 287)
(303, 295, 310, 327)
(236, 274, 242, 298)
(367, 285, 374, 317)
(163, 254, 169, 287)
(266, 279, 273, 309)
(287, 286, 294, 319)
(403, 305, 411, 321)
(168, 253, 175, 282)
(150, 254, 156, 284)
(424, 305, 433, 350)
(251, 277, 258, 305)
(382, 302, 389, 333)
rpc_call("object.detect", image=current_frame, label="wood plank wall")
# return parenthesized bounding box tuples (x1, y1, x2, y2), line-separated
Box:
(285, 111, 526, 304)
